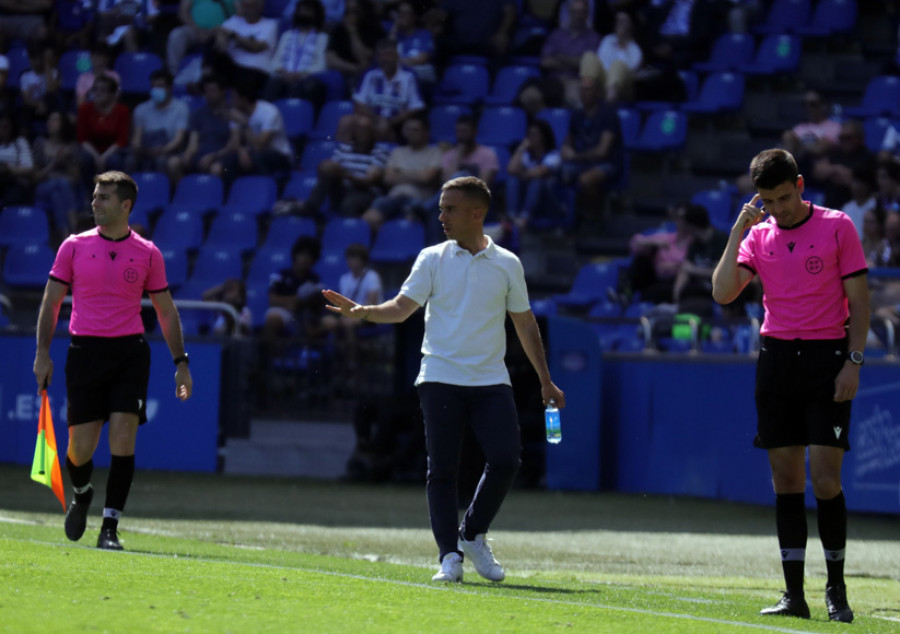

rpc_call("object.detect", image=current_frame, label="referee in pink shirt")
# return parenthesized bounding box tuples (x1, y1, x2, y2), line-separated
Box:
(33, 171, 193, 551)
(713, 149, 869, 623)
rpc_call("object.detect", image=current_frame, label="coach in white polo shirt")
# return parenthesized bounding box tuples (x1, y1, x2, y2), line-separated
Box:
(323, 176, 565, 584)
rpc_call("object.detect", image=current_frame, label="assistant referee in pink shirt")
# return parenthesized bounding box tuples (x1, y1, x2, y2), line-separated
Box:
(713, 149, 869, 623)
(33, 171, 193, 551)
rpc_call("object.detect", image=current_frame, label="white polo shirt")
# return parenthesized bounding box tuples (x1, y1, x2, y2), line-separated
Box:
(400, 236, 531, 387)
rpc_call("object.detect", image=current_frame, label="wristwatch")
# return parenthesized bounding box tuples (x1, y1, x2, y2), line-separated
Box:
(173, 353, 190, 366)
(848, 350, 864, 366)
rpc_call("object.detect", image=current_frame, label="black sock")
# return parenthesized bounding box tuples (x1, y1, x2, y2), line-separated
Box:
(775, 493, 807, 596)
(817, 491, 847, 588)
(102, 454, 135, 531)
(65, 456, 94, 504)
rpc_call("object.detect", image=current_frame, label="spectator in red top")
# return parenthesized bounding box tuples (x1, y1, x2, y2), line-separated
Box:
(76, 74, 130, 175)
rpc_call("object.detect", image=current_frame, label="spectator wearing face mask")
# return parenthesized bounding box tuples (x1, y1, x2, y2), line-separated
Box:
(126, 69, 190, 173)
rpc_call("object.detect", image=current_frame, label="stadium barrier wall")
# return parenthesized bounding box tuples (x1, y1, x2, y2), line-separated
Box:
(547, 316, 900, 515)
(0, 334, 221, 473)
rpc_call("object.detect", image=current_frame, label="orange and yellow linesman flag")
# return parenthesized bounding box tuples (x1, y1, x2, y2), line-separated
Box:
(30, 390, 66, 511)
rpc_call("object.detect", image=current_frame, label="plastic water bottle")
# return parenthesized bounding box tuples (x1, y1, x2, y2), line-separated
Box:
(545, 399, 561, 444)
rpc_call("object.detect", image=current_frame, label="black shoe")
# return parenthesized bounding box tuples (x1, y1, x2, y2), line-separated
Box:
(760, 592, 810, 619)
(96, 527, 123, 551)
(64, 488, 93, 542)
(826, 585, 854, 623)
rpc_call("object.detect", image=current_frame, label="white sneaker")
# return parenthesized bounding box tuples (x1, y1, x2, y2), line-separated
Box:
(431, 552, 463, 582)
(458, 533, 505, 582)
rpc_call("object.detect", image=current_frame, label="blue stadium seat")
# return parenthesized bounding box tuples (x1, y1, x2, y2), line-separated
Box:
(281, 171, 319, 201)
(693, 34, 756, 73)
(843, 76, 900, 119)
(795, 0, 857, 37)
(433, 63, 490, 106)
(131, 171, 171, 217)
(321, 217, 370, 255)
(484, 65, 541, 106)
(2, 243, 55, 288)
(754, 0, 812, 35)
(490, 145, 511, 187)
(631, 110, 687, 152)
(536, 108, 570, 149)
(205, 211, 258, 253)
(313, 252, 347, 289)
(247, 246, 292, 286)
(221, 175, 278, 217)
(476, 106, 527, 149)
(300, 139, 338, 172)
(690, 189, 735, 232)
(682, 72, 746, 115)
(245, 283, 269, 330)
(171, 174, 224, 213)
(616, 108, 641, 151)
(158, 246, 189, 288)
(429, 104, 471, 145)
(189, 246, 244, 286)
(262, 215, 318, 250)
(113, 51, 164, 95)
(311, 69, 348, 102)
(370, 219, 425, 264)
(5, 46, 28, 90)
(554, 262, 624, 309)
(863, 116, 896, 152)
(152, 207, 205, 251)
(59, 49, 91, 92)
(737, 34, 801, 76)
(275, 98, 315, 142)
(309, 100, 353, 140)
(531, 297, 557, 317)
(0, 206, 50, 248)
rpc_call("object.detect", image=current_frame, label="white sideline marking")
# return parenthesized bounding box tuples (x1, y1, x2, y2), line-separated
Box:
(1, 527, 828, 634)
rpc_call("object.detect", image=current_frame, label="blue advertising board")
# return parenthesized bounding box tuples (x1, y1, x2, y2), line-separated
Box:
(0, 334, 221, 473)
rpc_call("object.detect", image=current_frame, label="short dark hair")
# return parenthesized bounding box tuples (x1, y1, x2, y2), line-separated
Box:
(149, 69, 174, 86)
(681, 203, 710, 229)
(94, 171, 138, 211)
(442, 176, 491, 209)
(291, 235, 321, 261)
(92, 74, 119, 95)
(344, 242, 370, 263)
(456, 114, 476, 128)
(294, 0, 326, 30)
(529, 119, 557, 150)
(750, 148, 799, 191)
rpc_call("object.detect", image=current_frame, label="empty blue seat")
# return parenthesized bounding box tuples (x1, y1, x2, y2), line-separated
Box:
(189, 246, 244, 286)
(309, 100, 353, 140)
(131, 171, 171, 217)
(158, 246, 189, 288)
(530, 297, 557, 317)
(429, 104, 471, 145)
(484, 65, 541, 106)
(2, 243, 55, 288)
(737, 34, 801, 76)
(205, 211, 258, 253)
(171, 174, 223, 212)
(632, 110, 687, 152)
(0, 206, 50, 248)
(694, 34, 756, 73)
(691, 189, 735, 232)
(370, 219, 425, 263)
(476, 106, 527, 149)
(321, 217, 370, 255)
(616, 108, 642, 151)
(536, 108, 570, 149)
(275, 98, 315, 141)
(754, 0, 811, 34)
(281, 171, 320, 201)
(555, 262, 623, 309)
(59, 49, 91, 92)
(262, 215, 318, 250)
(682, 72, 746, 115)
(490, 145, 511, 186)
(863, 116, 896, 152)
(247, 246, 292, 286)
(5, 46, 28, 90)
(152, 207, 205, 251)
(313, 252, 347, 289)
(114, 51, 164, 95)
(795, 0, 857, 37)
(844, 76, 900, 119)
(222, 175, 278, 217)
(300, 139, 338, 172)
(433, 64, 490, 106)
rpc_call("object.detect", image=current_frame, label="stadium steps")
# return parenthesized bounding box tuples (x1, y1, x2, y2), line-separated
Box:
(222, 419, 354, 478)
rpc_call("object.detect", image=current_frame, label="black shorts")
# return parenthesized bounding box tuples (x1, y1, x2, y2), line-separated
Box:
(65, 334, 151, 426)
(754, 336, 851, 450)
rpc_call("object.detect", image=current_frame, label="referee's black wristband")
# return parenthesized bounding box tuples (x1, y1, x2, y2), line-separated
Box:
(173, 353, 189, 366)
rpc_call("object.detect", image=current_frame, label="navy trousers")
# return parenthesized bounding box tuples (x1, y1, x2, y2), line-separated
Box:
(417, 382, 522, 560)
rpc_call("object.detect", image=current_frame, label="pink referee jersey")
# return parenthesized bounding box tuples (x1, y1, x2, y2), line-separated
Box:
(49, 228, 169, 337)
(737, 203, 868, 340)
